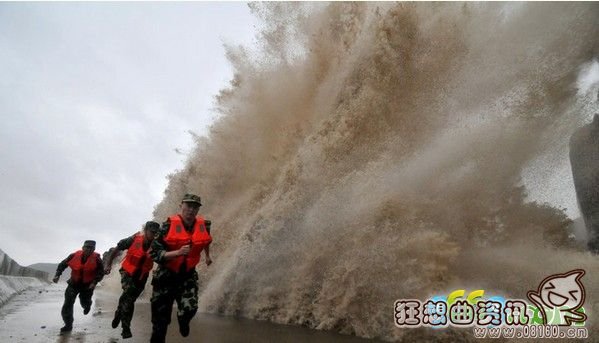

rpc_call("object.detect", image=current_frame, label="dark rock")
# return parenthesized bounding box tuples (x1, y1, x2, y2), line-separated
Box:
(570, 114, 599, 252)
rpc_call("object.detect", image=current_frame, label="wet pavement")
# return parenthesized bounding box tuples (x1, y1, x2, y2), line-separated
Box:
(0, 283, 380, 342)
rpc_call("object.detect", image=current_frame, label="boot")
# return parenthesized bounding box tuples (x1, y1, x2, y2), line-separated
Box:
(111, 310, 121, 328)
(150, 326, 167, 343)
(178, 318, 190, 337)
(121, 326, 132, 339)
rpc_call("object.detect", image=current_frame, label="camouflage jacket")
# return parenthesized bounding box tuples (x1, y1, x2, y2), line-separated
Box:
(116, 233, 152, 252)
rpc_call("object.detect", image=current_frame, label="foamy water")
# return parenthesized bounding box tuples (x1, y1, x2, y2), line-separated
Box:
(148, 3, 599, 341)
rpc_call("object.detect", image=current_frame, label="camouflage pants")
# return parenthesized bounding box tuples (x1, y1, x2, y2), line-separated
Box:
(61, 283, 94, 326)
(150, 269, 199, 343)
(115, 270, 147, 330)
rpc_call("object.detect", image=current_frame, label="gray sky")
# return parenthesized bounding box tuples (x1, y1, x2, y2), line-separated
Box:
(0, 2, 259, 266)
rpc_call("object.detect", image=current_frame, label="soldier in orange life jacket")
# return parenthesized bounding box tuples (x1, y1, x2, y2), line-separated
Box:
(149, 193, 212, 343)
(53, 240, 104, 333)
(103, 221, 160, 339)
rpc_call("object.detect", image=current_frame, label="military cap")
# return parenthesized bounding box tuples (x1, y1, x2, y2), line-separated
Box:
(181, 193, 202, 205)
(144, 221, 160, 233)
(83, 240, 96, 248)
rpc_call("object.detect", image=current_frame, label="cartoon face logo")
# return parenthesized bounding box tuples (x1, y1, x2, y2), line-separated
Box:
(527, 269, 587, 325)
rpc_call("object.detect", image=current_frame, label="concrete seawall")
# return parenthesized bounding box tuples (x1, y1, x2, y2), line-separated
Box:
(0, 249, 49, 279)
(0, 275, 47, 307)
(0, 248, 50, 307)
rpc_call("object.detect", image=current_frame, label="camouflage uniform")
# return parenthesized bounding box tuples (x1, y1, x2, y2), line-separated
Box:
(112, 234, 152, 332)
(55, 250, 104, 329)
(149, 216, 210, 343)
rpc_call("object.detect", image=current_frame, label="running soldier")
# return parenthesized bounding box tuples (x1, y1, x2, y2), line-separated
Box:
(149, 193, 212, 343)
(53, 240, 104, 333)
(104, 221, 160, 339)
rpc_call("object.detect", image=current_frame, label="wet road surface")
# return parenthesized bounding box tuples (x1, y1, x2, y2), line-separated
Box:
(0, 283, 380, 343)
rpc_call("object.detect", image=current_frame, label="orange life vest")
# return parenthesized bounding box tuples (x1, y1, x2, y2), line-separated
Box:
(164, 215, 212, 273)
(121, 233, 154, 280)
(68, 250, 99, 284)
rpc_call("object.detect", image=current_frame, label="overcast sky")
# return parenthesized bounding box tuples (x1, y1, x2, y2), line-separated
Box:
(0, 2, 259, 266)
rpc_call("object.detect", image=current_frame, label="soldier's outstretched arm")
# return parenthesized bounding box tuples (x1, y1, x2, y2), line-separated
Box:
(54, 253, 75, 282)
(204, 220, 212, 266)
(103, 247, 118, 274)
(150, 221, 170, 263)
(93, 254, 105, 285)
(204, 245, 212, 266)
(103, 235, 134, 274)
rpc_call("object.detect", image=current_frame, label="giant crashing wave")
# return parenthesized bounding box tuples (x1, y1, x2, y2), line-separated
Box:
(151, 3, 599, 341)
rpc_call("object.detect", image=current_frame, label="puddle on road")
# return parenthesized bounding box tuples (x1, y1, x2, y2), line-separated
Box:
(1, 284, 380, 343)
